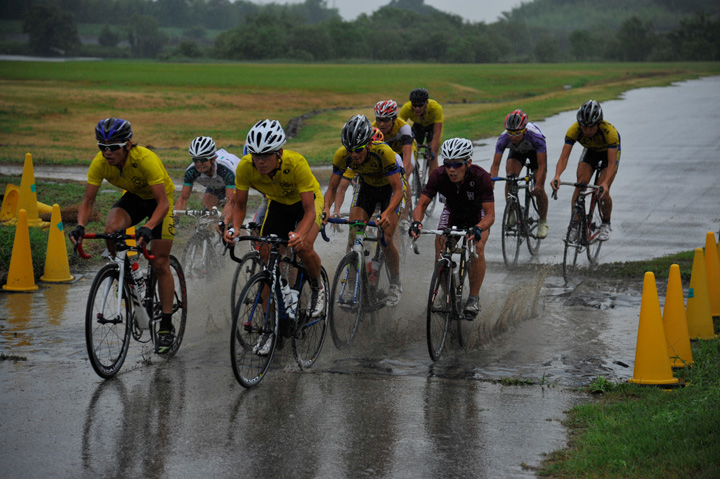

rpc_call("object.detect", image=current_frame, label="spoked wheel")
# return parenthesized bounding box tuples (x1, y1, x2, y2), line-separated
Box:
(427, 260, 452, 361)
(329, 252, 363, 349)
(292, 267, 329, 370)
(501, 199, 522, 267)
(524, 189, 542, 256)
(451, 266, 470, 348)
(85, 264, 132, 379)
(562, 211, 584, 282)
(231, 271, 278, 388)
(586, 198, 604, 265)
(230, 251, 263, 317)
(182, 235, 213, 280)
(146, 255, 188, 358)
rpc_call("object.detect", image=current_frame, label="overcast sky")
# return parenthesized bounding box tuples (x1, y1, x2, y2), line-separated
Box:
(251, 0, 526, 24)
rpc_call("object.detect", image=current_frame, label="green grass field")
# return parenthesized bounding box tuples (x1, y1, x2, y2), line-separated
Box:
(1, 61, 719, 167)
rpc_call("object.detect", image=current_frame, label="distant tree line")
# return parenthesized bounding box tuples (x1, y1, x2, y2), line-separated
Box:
(5, 0, 719, 62)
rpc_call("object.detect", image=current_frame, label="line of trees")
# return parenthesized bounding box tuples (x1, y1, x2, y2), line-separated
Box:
(6, 0, 720, 62)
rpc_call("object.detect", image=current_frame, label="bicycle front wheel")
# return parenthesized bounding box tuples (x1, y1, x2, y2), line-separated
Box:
(329, 252, 363, 349)
(501, 199, 522, 267)
(563, 209, 584, 282)
(586, 196, 604, 265)
(292, 266, 329, 370)
(524, 188, 542, 256)
(427, 260, 452, 361)
(146, 255, 188, 357)
(182, 234, 212, 280)
(85, 264, 132, 379)
(230, 250, 263, 317)
(231, 271, 278, 388)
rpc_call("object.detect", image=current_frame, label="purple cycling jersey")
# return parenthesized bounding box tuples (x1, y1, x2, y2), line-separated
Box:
(495, 122, 547, 156)
(422, 164, 494, 226)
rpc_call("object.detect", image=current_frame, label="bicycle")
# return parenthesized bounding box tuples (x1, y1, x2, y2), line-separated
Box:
(228, 234, 329, 388)
(410, 143, 438, 216)
(176, 207, 226, 280)
(552, 167, 606, 282)
(326, 217, 391, 350)
(494, 164, 543, 267)
(412, 227, 476, 361)
(77, 233, 188, 379)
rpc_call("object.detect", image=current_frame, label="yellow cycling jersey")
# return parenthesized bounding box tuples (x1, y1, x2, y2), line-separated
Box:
(87, 145, 174, 200)
(235, 149, 321, 205)
(564, 120, 621, 152)
(371, 117, 416, 156)
(332, 142, 401, 187)
(399, 98, 444, 127)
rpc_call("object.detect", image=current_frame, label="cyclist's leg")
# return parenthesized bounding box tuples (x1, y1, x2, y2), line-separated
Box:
(574, 151, 595, 212)
(505, 154, 525, 200)
(596, 152, 619, 222)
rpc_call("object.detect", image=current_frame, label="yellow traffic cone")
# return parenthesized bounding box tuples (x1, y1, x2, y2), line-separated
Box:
(40, 204, 74, 283)
(629, 272, 678, 385)
(662, 265, 693, 368)
(17, 153, 42, 227)
(0, 184, 20, 221)
(704, 232, 720, 317)
(686, 248, 716, 340)
(2, 209, 39, 291)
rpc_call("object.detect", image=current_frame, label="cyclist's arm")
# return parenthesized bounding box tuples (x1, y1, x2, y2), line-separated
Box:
(225, 189, 248, 240)
(322, 173, 343, 223)
(145, 183, 170, 231)
(378, 171, 403, 230)
(490, 152, 503, 182)
(220, 186, 235, 215)
(76, 183, 100, 229)
(412, 194, 431, 224)
(174, 184, 193, 212)
(552, 143, 574, 189)
(401, 143, 413, 172)
(430, 122, 442, 159)
(333, 176, 351, 217)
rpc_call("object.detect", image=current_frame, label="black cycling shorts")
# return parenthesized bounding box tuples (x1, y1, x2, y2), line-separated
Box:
(508, 150, 539, 171)
(113, 192, 175, 240)
(411, 123, 435, 146)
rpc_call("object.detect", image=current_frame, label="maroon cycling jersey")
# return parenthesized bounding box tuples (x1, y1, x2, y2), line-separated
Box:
(422, 164, 494, 225)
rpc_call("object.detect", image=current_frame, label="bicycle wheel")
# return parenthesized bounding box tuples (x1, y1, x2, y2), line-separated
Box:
(329, 252, 363, 349)
(562, 209, 584, 282)
(524, 188, 542, 256)
(292, 266, 329, 370)
(230, 250, 263, 317)
(452, 262, 470, 348)
(427, 260, 452, 361)
(411, 164, 423, 205)
(231, 271, 278, 388)
(423, 161, 439, 217)
(182, 234, 212, 280)
(501, 199, 522, 267)
(586, 195, 604, 265)
(145, 255, 188, 357)
(85, 264, 132, 379)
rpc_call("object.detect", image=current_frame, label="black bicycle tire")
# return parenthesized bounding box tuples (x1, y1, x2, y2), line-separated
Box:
(563, 209, 584, 282)
(524, 187, 542, 256)
(145, 255, 187, 358)
(230, 271, 278, 388)
(586, 195, 604, 264)
(85, 263, 132, 379)
(427, 260, 452, 361)
(292, 266, 329, 370)
(453, 260, 470, 348)
(230, 250, 263, 318)
(501, 199, 522, 267)
(329, 252, 364, 349)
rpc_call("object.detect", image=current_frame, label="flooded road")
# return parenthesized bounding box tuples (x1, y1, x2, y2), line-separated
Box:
(2, 76, 719, 478)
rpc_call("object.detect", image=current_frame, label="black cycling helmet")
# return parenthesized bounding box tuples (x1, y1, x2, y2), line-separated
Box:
(341, 114, 373, 150)
(504, 109, 528, 131)
(576, 100, 603, 127)
(409, 88, 429, 104)
(95, 117, 133, 143)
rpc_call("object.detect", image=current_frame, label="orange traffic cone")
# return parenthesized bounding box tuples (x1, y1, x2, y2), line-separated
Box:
(704, 232, 720, 317)
(686, 248, 716, 340)
(2, 209, 39, 291)
(662, 265, 693, 368)
(40, 204, 74, 283)
(17, 153, 42, 227)
(629, 272, 678, 385)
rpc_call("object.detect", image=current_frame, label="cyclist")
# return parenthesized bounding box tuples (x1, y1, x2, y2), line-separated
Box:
(399, 87, 443, 176)
(323, 114, 406, 307)
(175, 136, 240, 213)
(223, 119, 326, 318)
(551, 100, 620, 241)
(490, 109, 549, 239)
(409, 138, 495, 319)
(69, 117, 177, 354)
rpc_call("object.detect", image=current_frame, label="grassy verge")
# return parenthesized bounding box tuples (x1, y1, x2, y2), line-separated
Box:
(539, 334, 720, 478)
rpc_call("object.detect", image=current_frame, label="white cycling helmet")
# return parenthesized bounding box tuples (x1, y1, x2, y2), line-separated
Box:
(245, 119, 286, 154)
(189, 136, 216, 159)
(440, 138, 474, 161)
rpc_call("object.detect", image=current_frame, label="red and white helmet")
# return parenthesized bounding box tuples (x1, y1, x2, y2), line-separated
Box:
(374, 100, 398, 119)
(370, 127, 384, 142)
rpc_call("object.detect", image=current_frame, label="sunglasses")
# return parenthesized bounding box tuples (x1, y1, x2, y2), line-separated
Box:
(97, 142, 126, 152)
(507, 129, 526, 137)
(411, 103, 426, 108)
(346, 144, 368, 154)
(375, 117, 393, 124)
(443, 160, 469, 169)
(192, 157, 210, 164)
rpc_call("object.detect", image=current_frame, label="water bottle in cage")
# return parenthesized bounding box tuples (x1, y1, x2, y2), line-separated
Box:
(367, 259, 379, 287)
(281, 278, 299, 319)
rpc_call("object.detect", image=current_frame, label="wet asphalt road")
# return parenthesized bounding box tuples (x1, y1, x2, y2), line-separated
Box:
(1, 76, 719, 478)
